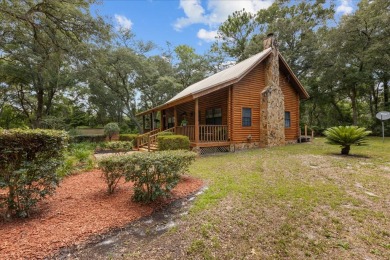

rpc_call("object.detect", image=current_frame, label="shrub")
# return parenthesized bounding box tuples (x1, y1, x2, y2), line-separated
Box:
(157, 135, 190, 151)
(157, 131, 174, 136)
(70, 135, 106, 143)
(104, 122, 120, 141)
(0, 129, 68, 218)
(98, 156, 128, 194)
(324, 126, 371, 155)
(96, 141, 133, 153)
(119, 134, 138, 142)
(57, 142, 96, 177)
(125, 150, 197, 202)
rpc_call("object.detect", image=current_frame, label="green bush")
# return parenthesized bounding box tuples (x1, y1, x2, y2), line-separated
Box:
(119, 134, 138, 142)
(98, 156, 128, 194)
(57, 142, 96, 177)
(104, 122, 120, 141)
(96, 150, 196, 201)
(324, 126, 371, 155)
(71, 135, 106, 143)
(96, 141, 133, 153)
(125, 150, 196, 202)
(0, 129, 68, 218)
(157, 131, 174, 136)
(157, 135, 190, 151)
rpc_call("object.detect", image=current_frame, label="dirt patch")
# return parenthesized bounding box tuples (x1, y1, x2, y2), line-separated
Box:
(0, 170, 203, 259)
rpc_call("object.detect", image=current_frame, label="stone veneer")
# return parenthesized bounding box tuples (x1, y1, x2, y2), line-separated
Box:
(260, 34, 285, 147)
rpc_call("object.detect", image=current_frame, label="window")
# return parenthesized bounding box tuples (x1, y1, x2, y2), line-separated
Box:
(285, 111, 291, 128)
(167, 116, 175, 128)
(206, 108, 222, 125)
(242, 108, 251, 127)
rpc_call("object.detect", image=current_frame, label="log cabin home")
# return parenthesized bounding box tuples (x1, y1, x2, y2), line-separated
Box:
(137, 34, 309, 154)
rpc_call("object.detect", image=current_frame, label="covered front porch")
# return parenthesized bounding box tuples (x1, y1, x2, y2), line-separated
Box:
(138, 87, 232, 149)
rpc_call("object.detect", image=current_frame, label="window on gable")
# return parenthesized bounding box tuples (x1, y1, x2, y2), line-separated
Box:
(242, 108, 251, 127)
(285, 111, 291, 128)
(206, 108, 222, 125)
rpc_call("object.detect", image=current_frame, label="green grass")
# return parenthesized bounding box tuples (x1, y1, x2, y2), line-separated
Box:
(121, 137, 390, 259)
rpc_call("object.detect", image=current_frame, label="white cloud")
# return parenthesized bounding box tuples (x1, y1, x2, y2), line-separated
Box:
(206, 0, 273, 24)
(197, 28, 218, 42)
(174, 0, 274, 41)
(336, 0, 353, 15)
(114, 14, 133, 31)
(174, 0, 207, 31)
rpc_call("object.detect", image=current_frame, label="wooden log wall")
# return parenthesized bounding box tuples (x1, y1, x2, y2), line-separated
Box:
(232, 62, 265, 142)
(280, 72, 300, 141)
(232, 60, 300, 142)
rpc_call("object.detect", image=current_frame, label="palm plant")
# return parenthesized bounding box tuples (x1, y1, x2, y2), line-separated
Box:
(324, 126, 371, 155)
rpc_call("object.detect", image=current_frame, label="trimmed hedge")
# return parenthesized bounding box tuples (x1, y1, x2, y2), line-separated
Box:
(157, 135, 190, 151)
(98, 155, 128, 194)
(71, 135, 106, 143)
(0, 129, 68, 218)
(119, 134, 138, 142)
(96, 141, 133, 153)
(157, 131, 174, 136)
(97, 150, 196, 202)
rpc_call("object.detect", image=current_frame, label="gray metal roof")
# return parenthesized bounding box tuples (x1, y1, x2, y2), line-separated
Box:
(167, 47, 272, 104)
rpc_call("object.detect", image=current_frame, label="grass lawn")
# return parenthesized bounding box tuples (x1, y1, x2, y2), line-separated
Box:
(120, 137, 390, 259)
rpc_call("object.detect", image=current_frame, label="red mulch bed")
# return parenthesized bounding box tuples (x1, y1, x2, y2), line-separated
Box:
(0, 170, 203, 259)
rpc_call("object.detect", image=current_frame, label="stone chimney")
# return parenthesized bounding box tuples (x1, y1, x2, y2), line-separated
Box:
(260, 33, 285, 147)
(263, 32, 277, 49)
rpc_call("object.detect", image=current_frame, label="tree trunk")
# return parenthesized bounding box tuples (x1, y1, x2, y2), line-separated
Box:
(384, 75, 389, 110)
(341, 145, 350, 155)
(350, 86, 358, 126)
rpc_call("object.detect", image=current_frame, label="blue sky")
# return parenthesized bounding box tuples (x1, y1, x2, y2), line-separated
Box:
(92, 0, 357, 54)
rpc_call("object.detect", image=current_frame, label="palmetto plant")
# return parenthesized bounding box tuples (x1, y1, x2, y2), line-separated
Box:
(324, 126, 371, 155)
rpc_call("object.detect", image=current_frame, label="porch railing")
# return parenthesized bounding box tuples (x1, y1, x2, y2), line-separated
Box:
(137, 128, 160, 148)
(138, 125, 228, 151)
(176, 125, 195, 141)
(199, 125, 228, 142)
(176, 125, 228, 142)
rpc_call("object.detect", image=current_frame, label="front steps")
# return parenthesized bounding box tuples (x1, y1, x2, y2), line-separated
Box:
(138, 144, 158, 152)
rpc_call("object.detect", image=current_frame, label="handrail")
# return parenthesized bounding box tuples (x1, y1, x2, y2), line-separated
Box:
(136, 128, 160, 149)
(149, 127, 176, 147)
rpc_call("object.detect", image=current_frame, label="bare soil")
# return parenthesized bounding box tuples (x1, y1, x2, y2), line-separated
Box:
(0, 170, 203, 259)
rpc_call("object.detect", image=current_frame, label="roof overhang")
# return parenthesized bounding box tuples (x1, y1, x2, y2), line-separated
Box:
(278, 54, 310, 100)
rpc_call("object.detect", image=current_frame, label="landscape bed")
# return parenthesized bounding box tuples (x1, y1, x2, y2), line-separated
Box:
(0, 170, 203, 259)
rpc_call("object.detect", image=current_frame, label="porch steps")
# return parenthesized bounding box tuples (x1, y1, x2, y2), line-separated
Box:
(138, 144, 158, 152)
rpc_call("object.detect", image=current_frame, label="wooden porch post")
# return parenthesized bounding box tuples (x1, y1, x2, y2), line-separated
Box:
(174, 106, 178, 128)
(160, 110, 164, 132)
(227, 85, 232, 141)
(195, 98, 199, 144)
(142, 115, 145, 133)
(150, 113, 153, 130)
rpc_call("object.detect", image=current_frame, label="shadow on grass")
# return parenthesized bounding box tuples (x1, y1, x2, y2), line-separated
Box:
(325, 152, 371, 159)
